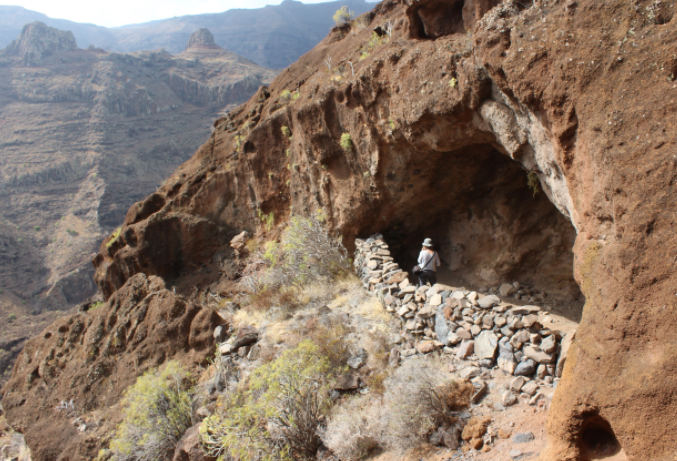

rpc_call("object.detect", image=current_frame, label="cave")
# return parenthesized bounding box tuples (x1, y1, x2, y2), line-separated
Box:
(378, 143, 584, 321)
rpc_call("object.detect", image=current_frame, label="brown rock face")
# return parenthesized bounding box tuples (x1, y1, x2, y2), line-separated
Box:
(1, 273, 222, 460)
(6, 0, 677, 459)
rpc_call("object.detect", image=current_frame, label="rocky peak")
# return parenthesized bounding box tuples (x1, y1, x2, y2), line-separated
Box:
(186, 28, 222, 51)
(4, 21, 77, 63)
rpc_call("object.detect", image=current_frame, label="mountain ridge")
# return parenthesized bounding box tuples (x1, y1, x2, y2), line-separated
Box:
(0, 0, 376, 68)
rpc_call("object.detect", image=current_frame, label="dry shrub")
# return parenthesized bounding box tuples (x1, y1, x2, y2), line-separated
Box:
(321, 397, 384, 460)
(322, 357, 473, 458)
(381, 358, 473, 452)
(307, 317, 351, 369)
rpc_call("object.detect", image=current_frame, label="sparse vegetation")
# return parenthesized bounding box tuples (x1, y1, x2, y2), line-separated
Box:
(449, 77, 458, 88)
(240, 213, 351, 295)
(66, 228, 78, 236)
(258, 210, 275, 232)
(106, 227, 122, 248)
(280, 89, 292, 101)
(7, 314, 16, 322)
(109, 361, 193, 461)
(333, 6, 355, 26)
(90, 301, 105, 311)
(281, 126, 292, 140)
(527, 171, 541, 197)
(322, 358, 473, 457)
(340, 133, 353, 153)
(201, 340, 333, 461)
(34, 226, 41, 231)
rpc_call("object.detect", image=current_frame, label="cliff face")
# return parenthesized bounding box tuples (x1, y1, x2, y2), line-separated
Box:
(5, 0, 677, 459)
(0, 23, 275, 381)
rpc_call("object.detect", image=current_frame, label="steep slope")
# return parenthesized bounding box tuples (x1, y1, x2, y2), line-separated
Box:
(0, 22, 275, 379)
(0, 0, 376, 69)
(4, 0, 677, 460)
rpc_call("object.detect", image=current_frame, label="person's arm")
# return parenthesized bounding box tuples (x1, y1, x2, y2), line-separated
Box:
(418, 251, 424, 265)
(434, 252, 441, 268)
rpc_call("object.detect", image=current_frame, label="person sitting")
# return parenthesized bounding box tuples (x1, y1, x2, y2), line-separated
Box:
(417, 238, 440, 287)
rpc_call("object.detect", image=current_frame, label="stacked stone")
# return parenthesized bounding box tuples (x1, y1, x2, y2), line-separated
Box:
(354, 234, 406, 294)
(353, 234, 574, 386)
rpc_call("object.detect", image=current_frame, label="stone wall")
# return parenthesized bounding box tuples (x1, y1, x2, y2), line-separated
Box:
(354, 234, 576, 404)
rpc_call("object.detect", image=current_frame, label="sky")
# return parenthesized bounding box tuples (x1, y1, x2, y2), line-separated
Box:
(6, 0, 366, 28)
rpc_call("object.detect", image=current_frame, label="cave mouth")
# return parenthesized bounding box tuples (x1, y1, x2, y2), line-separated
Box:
(380, 143, 584, 322)
(579, 415, 622, 460)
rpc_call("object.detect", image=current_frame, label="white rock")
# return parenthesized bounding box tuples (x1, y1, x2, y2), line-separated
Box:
(475, 331, 499, 360)
(429, 294, 443, 306)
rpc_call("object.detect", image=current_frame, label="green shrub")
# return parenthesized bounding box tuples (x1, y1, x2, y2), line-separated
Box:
(90, 301, 105, 311)
(340, 133, 353, 153)
(34, 226, 41, 231)
(449, 77, 458, 88)
(106, 227, 121, 248)
(527, 171, 541, 197)
(109, 361, 193, 461)
(280, 89, 292, 101)
(201, 340, 332, 461)
(7, 314, 16, 322)
(281, 126, 292, 140)
(333, 6, 355, 26)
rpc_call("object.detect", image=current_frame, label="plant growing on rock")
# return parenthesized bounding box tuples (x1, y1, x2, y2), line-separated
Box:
(240, 213, 351, 293)
(333, 6, 355, 26)
(109, 361, 193, 461)
(200, 340, 332, 461)
(281, 126, 292, 140)
(527, 171, 541, 197)
(340, 133, 353, 153)
(106, 227, 121, 248)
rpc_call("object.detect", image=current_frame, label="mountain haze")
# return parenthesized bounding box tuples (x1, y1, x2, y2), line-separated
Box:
(0, 0, 375, 68)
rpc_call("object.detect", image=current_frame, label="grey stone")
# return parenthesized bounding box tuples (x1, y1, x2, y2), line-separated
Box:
(458, 366, 481, 379)
(478, 295, 500, 309)
(456, 340, 475, 359)
(499, 283, 517, 297)
(457, 328, 472, 340)
(502, 391, 518, 407)
(541, 334, 557, 354)
(389, 348, 401, 367)
(521, 381, 539, 396)
(529, 393, 544, 405)
(497, 337, 517, 375)
(514, 359, 537, 376)
(475, 331, 499, 360)
(536, 364, 549, 379)
(512, 431, 535, 444)
(510, 376, 526, 393)
(470, 380, 488, 404)
(347, 353, 367, 369)
(213, 325, 229, 343)
(470, 325, 482, 336)
(524, 346, 556, 364)
(335, 375, 361, 391)
(510, 329, 531, 349)
(509, 449, 522, 459)
(479, 358, 494, 368)
(447, 332, 460, 345)
(511, 305, 540, 315)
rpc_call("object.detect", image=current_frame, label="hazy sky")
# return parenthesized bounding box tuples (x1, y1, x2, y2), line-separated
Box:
(7, 0, 359, 28)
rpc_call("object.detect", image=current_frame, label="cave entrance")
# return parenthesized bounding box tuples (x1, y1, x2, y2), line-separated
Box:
(380, 143, 584, 321)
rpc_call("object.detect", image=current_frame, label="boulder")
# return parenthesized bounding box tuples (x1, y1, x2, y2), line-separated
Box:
(457, 340, 475, 359)
(497, 337, 517, 374)
(334, 375, 361, 391)
(173, 425, 216, 461)
(511, 305, 540, 315)
(213, 325, 229, 343)
(510, 376, 526, 393)
(475, 331, 498, 360)
(417, 341, 436, 354)
(512, 431, 535, 444)
(478, 295, 500, 309)
(541, 334, 557, 354)
(514, 359, 537, 376)
(524, 346, 556, 364)
(502, 391, 518, 407)
(499, 283, 517, 297)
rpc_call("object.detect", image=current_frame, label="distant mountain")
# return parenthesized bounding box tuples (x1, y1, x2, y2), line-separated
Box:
(0, 0, 376, 68)
(0, 23, 276, 362)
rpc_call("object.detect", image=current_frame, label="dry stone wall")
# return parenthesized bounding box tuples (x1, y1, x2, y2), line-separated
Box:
(354, 234, 576, 404)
